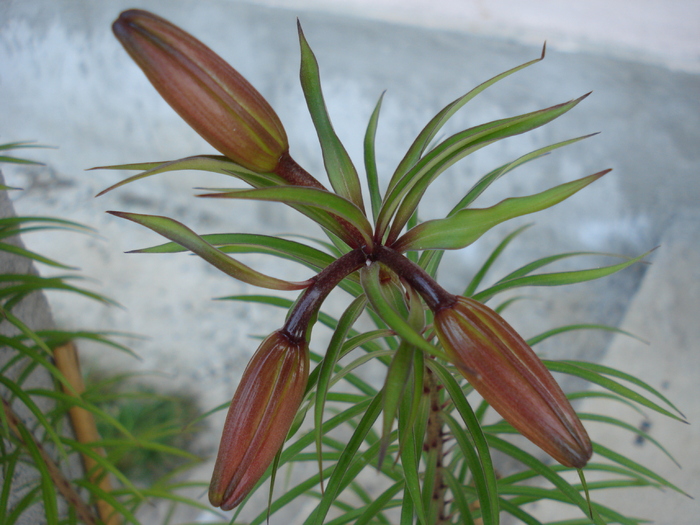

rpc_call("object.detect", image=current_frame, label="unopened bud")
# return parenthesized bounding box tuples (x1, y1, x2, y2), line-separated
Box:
(113, 9, 288, 172)
(209, 330, 308, 510)
(434, 296, 592, 468)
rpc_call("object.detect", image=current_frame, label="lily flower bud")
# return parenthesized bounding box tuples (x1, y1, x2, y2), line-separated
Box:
(433, 296, 592, 468)
(113, 9, 288, 173)
(209, 330, 309, 510)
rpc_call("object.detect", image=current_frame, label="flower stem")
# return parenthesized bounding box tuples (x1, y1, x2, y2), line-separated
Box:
(273, 151, 326, 189)
(373, 245, 455, 312)
(274, 152, 369, 249)
(283, 248, 367, 340)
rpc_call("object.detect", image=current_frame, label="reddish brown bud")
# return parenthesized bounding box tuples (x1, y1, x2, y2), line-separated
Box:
(209, 330, 308, 510)
(434, 296, 592, 468)
(113, 9, 288, 172)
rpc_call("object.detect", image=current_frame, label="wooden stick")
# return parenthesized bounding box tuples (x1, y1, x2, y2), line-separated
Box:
(53, 341, 122, 525)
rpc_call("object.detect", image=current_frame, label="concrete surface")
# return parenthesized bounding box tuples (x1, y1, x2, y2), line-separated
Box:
(1, 0, 698, 522)
(245, 0, 700, 73)
(527, 210, 700, 523)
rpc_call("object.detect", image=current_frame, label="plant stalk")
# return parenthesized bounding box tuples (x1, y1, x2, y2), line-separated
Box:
(283, 248, 367, 340)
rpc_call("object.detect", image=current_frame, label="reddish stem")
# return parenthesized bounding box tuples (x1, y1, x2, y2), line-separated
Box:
(372, 245, 455, 312)
(283, 248, 367, 341)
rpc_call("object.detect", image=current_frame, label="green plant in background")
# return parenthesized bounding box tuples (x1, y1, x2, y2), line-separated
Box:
(99, 9, 686, 525)
(85, 373, 202, 486)
(1, 144, 212, 524)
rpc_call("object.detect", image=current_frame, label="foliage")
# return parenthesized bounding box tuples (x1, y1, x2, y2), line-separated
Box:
(1, 144, 209, 524)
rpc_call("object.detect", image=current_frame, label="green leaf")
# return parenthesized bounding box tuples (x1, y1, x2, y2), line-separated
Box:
(385, 45, 547, 196)
(379, 341, 414, 468)
(427, 360, 500, 525)
(496, 250, 632, 283)
(451, 134, 597, 215)
(486, 435, 607, 525)
(579, 413, 680, 468)
(0, 375, 68, 463)
(0, 275, 116, 310)
(198, 185, 373, 247)
(95, 155, 358, 247)
(442, 468, 477, 525)
(527, 323, 645, 347)
(464, 224, 533, 296)
(545, 360, 685, 421)
(0, 242, 77, 269)
(133, 232, 336, 270)
(0, 141, 50, 151)
(0, 216, 92, 233)
(364, 92, 385, 222)
(593, 443, 687, 496)
(395, 170, 607, 251)
(304, 393, 383, 525)
(354, 480, 404, 525)
(360, 263, 448, 361)
(315, 295, 368, 491)
(473, 249, 653, 303)
(8, 415, 60, 525)
(107, 211, 309, 290)
(0, 155, 44, 165)
(379, 94, 591, 243)
(400, 489, 415, 525)
(397, 414, 428, 525)
(93, 155, 282, 196)
(298, 21, 366, 210)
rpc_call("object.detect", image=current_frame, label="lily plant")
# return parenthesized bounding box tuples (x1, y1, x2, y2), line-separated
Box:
(98, 9, 685, 525)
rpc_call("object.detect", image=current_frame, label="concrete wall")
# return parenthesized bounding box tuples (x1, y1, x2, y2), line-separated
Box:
(2, 0, 698, 522)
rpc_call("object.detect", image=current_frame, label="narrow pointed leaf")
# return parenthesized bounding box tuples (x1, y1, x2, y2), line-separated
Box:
(94, 155, 283, 196)
(464, 224, 533, 297)
(304, 393, 383, 525)
(395, 170, 607, 252)
(486, 435, 607, 525)
(378, 94, 591, 240)
(379, 341, 414, 467)
(398, 419, 428, 525)
(132, 232, 337, 273)
(473, 250, 653, 303)
(108, 211, 309, 290)
(298, 21, 365, 210)
(527, 324, 644, 347)
(386, 44, 547, 195)
(579, 413, 680, 467)
(497, 250, 632, 283)
(315, 295, 367, 491)
(592, 443, 688, 495)
(451, 134, 597, 215)
(354, 480, 404, 525)
(0, 156, 44, 166)
(199, 186, 373, 247)
(0, 242, 76, 270)
(545, 360, 685, 421)
(364, 92, 385, 221)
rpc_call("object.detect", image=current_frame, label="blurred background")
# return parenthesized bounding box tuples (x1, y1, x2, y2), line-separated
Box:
(1, 0, 698, 522)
